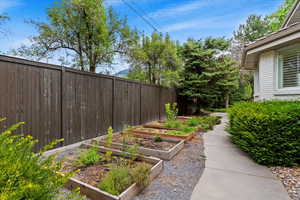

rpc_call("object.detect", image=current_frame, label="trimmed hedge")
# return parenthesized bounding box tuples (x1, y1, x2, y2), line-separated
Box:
(228, 101, 300, 166)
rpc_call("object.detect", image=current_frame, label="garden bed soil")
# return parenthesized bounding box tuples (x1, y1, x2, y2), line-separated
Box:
(130, 127, 196, 141)
(56, 145, 163, 200)
(88, 133, 185, 160)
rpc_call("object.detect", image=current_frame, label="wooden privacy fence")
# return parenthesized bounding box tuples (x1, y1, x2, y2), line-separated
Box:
(0, 55, 176, 150)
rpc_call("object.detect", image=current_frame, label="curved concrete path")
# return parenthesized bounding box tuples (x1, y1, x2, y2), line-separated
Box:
(191, 113, 291, 200)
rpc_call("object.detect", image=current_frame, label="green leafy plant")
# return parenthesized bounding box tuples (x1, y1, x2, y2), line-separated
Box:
(131, 163, 151, 188)
(0, 119, 72, 200)
(164, 120, 182, 129)
(99, 165, 132, 195)
(105, 126, 113, 162)
(165, 103, 178, 121)
(166, 130, 188, 136)
(153, 135, 162, 142)
(99, 163, 151, 196)
(186, 116, 221, 131)
(228, 101, 300, 166)
(77, 147, 101, 166)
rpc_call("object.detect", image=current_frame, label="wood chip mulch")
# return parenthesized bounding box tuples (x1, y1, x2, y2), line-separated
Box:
(270, 166, 300, 200)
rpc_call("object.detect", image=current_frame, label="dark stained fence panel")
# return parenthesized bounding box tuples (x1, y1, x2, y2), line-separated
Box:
(0, 55, 176, 150)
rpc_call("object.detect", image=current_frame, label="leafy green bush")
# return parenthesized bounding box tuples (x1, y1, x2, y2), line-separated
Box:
(164, 120, 182, 129)
(99, 163, 151, 195)
(186, 116, 221, 131)
(0, 119, 72, 200)
(228, 101, 300, 166)
(78, 147, 101, 166)
(165, 103, 178, 121)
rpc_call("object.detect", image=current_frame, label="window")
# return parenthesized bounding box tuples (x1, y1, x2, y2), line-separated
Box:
(278, 46, 300, 89)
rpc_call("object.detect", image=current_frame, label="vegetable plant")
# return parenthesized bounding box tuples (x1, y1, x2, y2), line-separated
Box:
(165, 103, 178, 121)
(77, 147, 101, 166)
(99, 163, 151, 195)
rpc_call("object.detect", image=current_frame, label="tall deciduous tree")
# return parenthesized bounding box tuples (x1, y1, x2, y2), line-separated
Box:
(12, 0, 138, 72)
(180, 38, 239, 109)
(127, 32, 182, 87)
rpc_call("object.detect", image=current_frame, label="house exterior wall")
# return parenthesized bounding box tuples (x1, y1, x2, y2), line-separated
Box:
(255, 51, 300, 101)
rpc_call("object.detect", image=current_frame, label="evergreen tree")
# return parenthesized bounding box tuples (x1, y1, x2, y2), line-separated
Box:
(180, 38, 239, 109)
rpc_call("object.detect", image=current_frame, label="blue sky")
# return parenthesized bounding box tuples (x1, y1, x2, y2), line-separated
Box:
(0, 0, 283, 71)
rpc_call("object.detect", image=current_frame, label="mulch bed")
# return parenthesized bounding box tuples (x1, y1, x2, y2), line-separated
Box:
(133, 133, 205, 200)
(270, 166, 300, 200)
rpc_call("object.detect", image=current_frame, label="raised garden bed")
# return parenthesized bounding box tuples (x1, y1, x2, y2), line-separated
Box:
(85, 133, 184, 160)
(54, 144, 163, 200)
(129, 127, 196, 141)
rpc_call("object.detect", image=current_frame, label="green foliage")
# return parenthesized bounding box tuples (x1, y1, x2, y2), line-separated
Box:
(78, 147, 101, 166)
(186, 116, 221, 131)
(267, 0, 297, 32)
(12, 0, 138, 72)
(99, 165, 132, 195)
(56, 188, 86, 200)
(127, 32, 183, 86)
(131, 163, 151, 188)
(165, 103, 178, 121)
(0, 120, 72, 200)
(166, 130, 189, 136)
(179, 38, 239, 109)
(165, 120, 181, 129)
(105, 126, 113, 162)
(126, 144, 139, 162)
(228, 101, 300, 166)
(99, 163, 151, 195)
(153, 135, 162, 142)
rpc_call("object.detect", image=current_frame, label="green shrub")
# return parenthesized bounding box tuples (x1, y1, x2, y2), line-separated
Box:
(186, 116, 221, 131)
(78, 147, 101, 166)
(164, 120, 182, 129)
(167, 130, 188, 136)
(228, 101, 300, 166)
(165, 103, 178, 121)
(99, 165, 132, 195)
(0, 119, 72, 200)
(99, 163, 151, 195)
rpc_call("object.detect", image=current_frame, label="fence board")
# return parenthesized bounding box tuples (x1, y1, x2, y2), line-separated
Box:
(0, 55, 176, 149)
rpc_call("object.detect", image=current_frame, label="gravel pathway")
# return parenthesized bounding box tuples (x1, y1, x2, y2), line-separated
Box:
(134, 133, 205, 200)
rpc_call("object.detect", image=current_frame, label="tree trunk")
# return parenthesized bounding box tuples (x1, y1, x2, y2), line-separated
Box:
(225, 93, 230, 108)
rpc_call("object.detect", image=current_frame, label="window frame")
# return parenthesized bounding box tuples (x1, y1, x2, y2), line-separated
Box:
(275, 44, 300, 91)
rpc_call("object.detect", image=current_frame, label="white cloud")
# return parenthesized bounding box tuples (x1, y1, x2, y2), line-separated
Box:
(0, 0, 21, 13)
(148, 0, 209, 19)
(161, 16, 234, 32)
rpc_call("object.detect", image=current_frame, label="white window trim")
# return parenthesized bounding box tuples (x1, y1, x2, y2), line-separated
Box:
(274, 45, 300, 95)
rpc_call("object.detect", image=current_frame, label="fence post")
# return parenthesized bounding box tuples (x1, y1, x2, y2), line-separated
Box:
(158, 86, 161, 120)
(112, 77, 116, 130)
(139, 83, 142, 124)
(60, 66, 65, 146)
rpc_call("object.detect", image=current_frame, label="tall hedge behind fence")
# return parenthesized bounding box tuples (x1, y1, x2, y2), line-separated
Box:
(0, 55, 176, 150)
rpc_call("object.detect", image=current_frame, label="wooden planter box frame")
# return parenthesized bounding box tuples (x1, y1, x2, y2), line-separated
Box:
(87, 133, 185, 160)
(130, 127, 196, 141)
(62, 145, 163, 200)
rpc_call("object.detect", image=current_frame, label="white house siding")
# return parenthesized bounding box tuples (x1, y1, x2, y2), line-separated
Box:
(257, 51, 276, 100)
(255, 50, 300, 101)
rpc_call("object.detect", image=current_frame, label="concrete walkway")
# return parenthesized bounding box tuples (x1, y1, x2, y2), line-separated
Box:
(191, 113, 291, 200)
